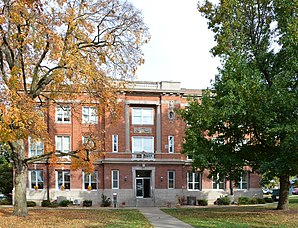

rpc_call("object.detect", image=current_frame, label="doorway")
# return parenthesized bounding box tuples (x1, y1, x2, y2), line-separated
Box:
(135, 170, 151, 198)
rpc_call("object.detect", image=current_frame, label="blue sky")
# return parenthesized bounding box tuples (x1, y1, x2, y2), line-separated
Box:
(130, 0, 220, 89)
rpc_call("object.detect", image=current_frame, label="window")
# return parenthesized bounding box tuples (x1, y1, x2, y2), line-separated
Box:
(56, 170, 70, 190)
(56, 106, 71, 123)
(168, 136, 174, 153)
(112, 170, 119, 189)
(82, 135, 95, 149)
(83, 171, 97, 190)
(188, 172, 201, 190)
(236, 172, 249, 190)
(212, 174, 225, 190)
(82, 106, 98, 124)
(29, 170, 44, 189)
(132, 108, 154, 125)
(112, 135, 118, 152)
(55, 136, 70, 154)
(168, 171, 175, 189)
(132, 137, 154, 159)
(28, 138, 44, 157)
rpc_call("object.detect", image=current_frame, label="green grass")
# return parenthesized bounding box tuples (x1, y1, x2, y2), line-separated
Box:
(162, 196, 298, 228)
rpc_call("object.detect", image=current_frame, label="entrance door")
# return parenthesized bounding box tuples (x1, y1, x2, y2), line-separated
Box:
(136, 178, 144, 197)
(135, 170, 151, 198)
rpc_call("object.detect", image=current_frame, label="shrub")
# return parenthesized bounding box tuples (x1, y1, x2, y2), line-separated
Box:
(49, 201, 59, 207)
(257, 198, 266, 204)
(264, 197, 274, 203)
(27, 201, 37, 207)
(0, 199, 11, 205)
(41, 200, 51, 207)
(197, 199, 208, 206)
(215, 196, 231, 205)
(59, 199, 71, 207)
(237, 197, 250, 205)
(83, 200, 92, 207)
(101, 194, 111, 207)
(249, 198, 258, 204)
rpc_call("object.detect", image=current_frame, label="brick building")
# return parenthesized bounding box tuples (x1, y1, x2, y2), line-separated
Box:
(26, 81, 262, 206)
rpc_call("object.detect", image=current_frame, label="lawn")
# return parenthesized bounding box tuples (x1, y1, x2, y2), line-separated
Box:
(162, 196, 298, 228)
(0, 208, 153, 228)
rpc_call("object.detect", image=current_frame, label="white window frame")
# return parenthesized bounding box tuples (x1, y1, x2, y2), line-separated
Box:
(55, 135, 71, 155)
(212, 174, 225, 190)
(56, 170, 71, 190)
(168, 136, 174, 153)
(168, 171, 175, 189)
(132, 107, 154, 125)
(187, 172, 201, 191)
(82, 171, 98, 190)
(82, 106, 98, 124)
(132, 136, 154, 159)
(112, 170, 119, 189)
(28, 137, 44, 157)
(55, 105, 71, 123)
(29, 170, 44, 189)
(112, 135, 118, 152)
(236, 172, 249, 190)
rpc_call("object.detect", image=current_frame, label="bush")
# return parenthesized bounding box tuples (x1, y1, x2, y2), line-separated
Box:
(197, 199, 208, 206)
(0, 199, 11, 205)
(249, 198, 258, 204)
(257, 198, 266, 204)
(27, 201, 37, 207)
(237, 197, 250, 205)
(101, 194, 111, 207)
(215, 196, 230, 205)
(83, 200, 92, 207)
(59, 199, 71, 207)
(49, 201, 59, 207)
(41, 200, 51, 207)
(264, 197, 274, 203)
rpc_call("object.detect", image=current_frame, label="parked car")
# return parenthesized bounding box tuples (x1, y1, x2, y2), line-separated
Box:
(262, 188, 273, 195)
(0, 194, 7, 201)
(292, 188, 298, 195)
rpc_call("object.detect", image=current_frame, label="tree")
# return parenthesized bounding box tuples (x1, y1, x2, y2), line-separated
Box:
(179, 0, 297, 210)
(0, 0, 149, 216)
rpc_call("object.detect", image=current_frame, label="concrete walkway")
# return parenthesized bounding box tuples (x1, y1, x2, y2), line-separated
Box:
(138, 207, 193, 228)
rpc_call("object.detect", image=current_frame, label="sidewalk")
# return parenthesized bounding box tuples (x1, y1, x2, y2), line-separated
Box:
(138, 207, 193, 228)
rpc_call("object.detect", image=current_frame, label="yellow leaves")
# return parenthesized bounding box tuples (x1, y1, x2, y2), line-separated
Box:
(0, 16, 5, 25)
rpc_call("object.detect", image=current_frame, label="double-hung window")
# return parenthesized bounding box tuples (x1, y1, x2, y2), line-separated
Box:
(168, 171, 175, 189)
(112, 135, 118, 152)
(112, 170, 119, 189)
(56, 106, 71, 123)
(212, 174, 225, 190)
(188, 172, 201, 191)
(168, 136, 174, 153)
(236, 172, 249, 190)
(28, 138, 44, 157)
(57, 170, 70, 190)
(55, 136, 70, 154)
(132, 108, 154, 125)
(29, 170, 44, 189)
(132, 137, 154, 159)
(83, 171, 97, 190)
(82, 107, 98, 124)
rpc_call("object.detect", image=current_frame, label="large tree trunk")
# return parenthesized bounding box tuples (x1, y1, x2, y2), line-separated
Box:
(12, 140, 28, 217)
(277, 174, 290, 210)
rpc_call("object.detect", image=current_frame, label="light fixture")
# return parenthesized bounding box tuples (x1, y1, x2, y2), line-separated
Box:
(160, 176, 163, 182)
(124, 176, 127, 181)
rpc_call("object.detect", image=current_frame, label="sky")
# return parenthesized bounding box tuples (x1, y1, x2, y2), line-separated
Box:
(130, 0, 220, 89)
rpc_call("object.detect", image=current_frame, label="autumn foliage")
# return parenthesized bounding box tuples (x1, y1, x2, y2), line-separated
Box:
(0, 0, 149, 216)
